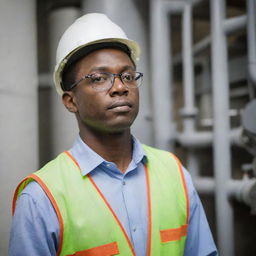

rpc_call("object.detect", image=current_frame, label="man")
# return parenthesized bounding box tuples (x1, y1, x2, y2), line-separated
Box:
(9, 13, 217, 256)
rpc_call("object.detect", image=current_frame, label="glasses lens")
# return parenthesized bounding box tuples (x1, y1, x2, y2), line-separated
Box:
(121, 72, 143, 88)
(89, 73, 112, 91)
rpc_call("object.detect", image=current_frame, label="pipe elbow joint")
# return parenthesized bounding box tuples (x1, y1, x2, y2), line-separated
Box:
(240, 178, 256, 214)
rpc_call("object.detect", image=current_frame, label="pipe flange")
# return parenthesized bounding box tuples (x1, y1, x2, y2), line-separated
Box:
(240, 178, 256, 214)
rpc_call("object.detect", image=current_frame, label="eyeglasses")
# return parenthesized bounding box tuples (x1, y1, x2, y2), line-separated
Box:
(68, 71, 143, 91)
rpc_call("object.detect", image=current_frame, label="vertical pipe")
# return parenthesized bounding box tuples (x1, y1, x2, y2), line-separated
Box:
(182, 3, 199, 177)
(0, 0, 38, 254)
(82, 0, 153, 145)
(187, 149, 200, 177)
(198, 59, 213, 128)
(182, 3, 197, 133)
(150, 0, 175, 150)
(49, 8, 80, 157)
(210, 0, 234, 255)
(247, 0, 256, 86)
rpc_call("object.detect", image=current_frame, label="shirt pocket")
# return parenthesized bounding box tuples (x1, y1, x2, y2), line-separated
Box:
(68, 241, 120, 256)
(160, 224, 188, 243)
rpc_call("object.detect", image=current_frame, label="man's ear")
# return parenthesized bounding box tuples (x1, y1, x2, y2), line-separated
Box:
(62, 91, 77, 113)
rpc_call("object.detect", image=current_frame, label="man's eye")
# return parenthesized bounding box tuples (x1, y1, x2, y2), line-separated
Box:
(90, 74, 107, 84)
(122, 73, 134, 82)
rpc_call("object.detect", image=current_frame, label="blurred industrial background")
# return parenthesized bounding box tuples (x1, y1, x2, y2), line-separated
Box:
(1, 0, 256, 255)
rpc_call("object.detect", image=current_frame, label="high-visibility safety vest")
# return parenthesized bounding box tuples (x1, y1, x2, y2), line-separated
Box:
(13, 144, 189, 256)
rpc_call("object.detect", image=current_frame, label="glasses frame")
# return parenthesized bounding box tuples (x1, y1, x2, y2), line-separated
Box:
(68, 71, 143, 91)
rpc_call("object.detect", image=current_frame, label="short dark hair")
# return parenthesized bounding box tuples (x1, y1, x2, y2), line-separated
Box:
(62, 61, 79, 91)
(61, 42, 133, 91)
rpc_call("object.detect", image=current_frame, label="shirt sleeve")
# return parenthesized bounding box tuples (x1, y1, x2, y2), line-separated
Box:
(182, 167, 218, 256)
(9, 181, 60, 256)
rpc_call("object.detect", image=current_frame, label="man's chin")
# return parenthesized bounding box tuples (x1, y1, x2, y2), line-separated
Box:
(82, 121, 132, 136)
(101, 123, 133, 135)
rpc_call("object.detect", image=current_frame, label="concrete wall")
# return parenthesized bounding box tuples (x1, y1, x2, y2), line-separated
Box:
(0, 0, 38, 254)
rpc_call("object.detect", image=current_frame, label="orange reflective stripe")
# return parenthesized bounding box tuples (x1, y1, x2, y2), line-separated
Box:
(160, 224, 188, 243)
(65, 151, 80, 169)
(87, 175, 136, 256)
(12, 176, 32, 215)
(29, 174, 64, 256)
(65, 151, 135, 255)
(145, 165, 152, 256)
(12, 173, 65, 256)
(170, 153, 190, 224)
(67, 242, 119, 256)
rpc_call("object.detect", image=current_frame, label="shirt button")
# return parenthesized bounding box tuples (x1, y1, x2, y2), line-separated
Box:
(132, 226, 136, 232)
(122, 181, 126, 185)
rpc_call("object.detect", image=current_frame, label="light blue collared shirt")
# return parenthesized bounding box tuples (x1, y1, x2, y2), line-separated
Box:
(9, 136, 218, 256)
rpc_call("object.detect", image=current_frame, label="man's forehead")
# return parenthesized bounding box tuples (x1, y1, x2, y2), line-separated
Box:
(65, 42, 132, 71)
(75, 48, 135, 72)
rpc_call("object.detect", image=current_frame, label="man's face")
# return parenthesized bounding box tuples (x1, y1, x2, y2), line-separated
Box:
(65, 48, 140, 134)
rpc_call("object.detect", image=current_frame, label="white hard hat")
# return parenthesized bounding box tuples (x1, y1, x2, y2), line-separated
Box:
(54, 13, 141, 95)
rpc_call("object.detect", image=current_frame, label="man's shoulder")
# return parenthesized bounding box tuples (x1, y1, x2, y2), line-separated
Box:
(36, 151, 74, 175)
(18, 180, 49, 205)
(15, 152, 78, 197)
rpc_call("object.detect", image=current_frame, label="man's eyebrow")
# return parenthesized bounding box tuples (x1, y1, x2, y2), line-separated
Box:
(89, 67, 108, 73)
(121, 65, 136, 72)
(89, 65, 136, 73)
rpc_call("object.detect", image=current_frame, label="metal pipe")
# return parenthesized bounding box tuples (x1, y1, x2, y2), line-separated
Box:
(227, 179, 247, 201)
(193, 177, 215, 195)
(176, 127, 242, 148)
(176, 131, 213, 147)
(187, 149, 200, 177)
(247, 0, 256, 86)
(182, 3, 197, 132)
(224, 15, 247, 35)
(228, 178, 256, 214)
(210, 0, 234, 255)
(162, 0, 184, 13)
(49, 8, 80, 158)
(173, 14, 246, 62)
(162, 0, 206, 14)
(194, 177, 256, 212)
(239, 178, 256, 214)
(150, 0, 175, 150)
(193, 35, 211, 56)
(172, 36, 211, 65)
(181, 3, 199, 175)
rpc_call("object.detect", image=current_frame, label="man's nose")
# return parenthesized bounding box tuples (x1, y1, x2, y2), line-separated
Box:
(109, 75, 128, 96)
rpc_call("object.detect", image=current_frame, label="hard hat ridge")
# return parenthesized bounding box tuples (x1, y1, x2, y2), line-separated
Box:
(54, 13, 141, 95)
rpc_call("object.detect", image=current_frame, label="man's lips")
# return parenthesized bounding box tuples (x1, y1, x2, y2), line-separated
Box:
(107, 101, 132, 112)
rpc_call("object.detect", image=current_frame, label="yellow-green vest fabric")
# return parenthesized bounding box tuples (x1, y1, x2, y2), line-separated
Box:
(13, 144, 189, 256)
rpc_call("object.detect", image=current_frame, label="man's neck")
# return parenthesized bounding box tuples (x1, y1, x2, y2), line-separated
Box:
(79, 128, 133, 173)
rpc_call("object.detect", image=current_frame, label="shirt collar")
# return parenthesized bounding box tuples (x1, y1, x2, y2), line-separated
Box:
(69, 135, 147, 176)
